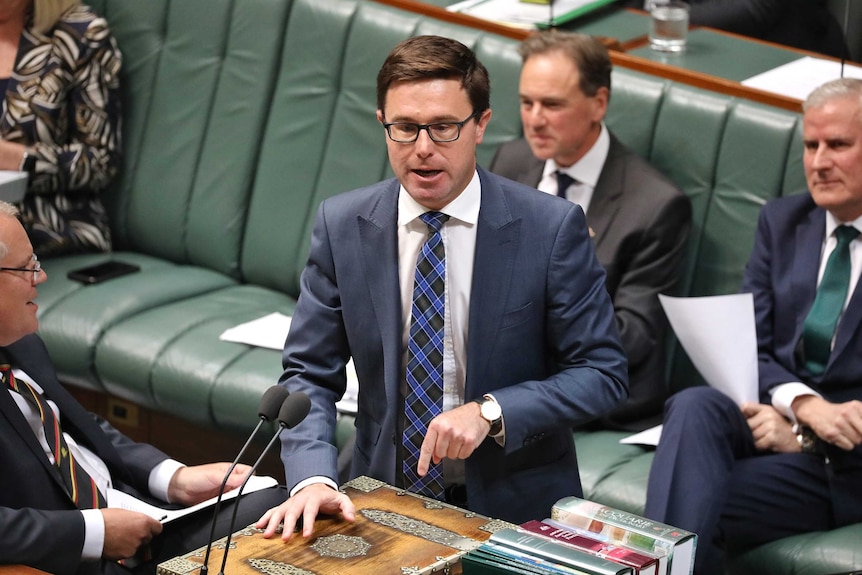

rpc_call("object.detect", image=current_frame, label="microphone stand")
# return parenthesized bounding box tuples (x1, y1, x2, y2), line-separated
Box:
(217, 392, 311, 575)
(199, 386, 289, 575)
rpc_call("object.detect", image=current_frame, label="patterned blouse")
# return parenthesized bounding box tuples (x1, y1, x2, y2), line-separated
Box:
(5, 4, 122, 257)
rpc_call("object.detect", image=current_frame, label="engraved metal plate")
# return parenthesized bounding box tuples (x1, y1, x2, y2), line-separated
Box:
(311, 533, 371, 558)
(362, 508, 477, 551)
(247, 558, 317, 575)
(343, 476, 387, 493)
(155, 557, 201, 575)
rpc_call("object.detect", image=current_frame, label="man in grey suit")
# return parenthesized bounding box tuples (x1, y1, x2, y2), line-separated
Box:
(256, 35, 628, 537)
(490, 31, 691, 429)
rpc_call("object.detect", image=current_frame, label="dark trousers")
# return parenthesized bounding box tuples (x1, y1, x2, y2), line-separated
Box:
(644, 387, 862, 575)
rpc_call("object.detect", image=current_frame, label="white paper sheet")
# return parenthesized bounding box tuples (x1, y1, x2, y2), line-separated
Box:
(219, 312, 291, 351)
(447, 0, 612, 27)
(219, 312, 359, 413)
(742, 56, 862, 102)
(659, 293, 759, 406)
(106, 474, 278, 523)
(619, 424, 663, 446)
(619, 294, 759, 446)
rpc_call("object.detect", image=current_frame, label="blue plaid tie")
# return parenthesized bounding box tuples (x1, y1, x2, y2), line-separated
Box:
(403, 211, 448, 499)
(801, 225, 860, 374)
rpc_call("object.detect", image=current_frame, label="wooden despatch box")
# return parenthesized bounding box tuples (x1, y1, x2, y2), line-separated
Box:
(157, 476, 515, 575)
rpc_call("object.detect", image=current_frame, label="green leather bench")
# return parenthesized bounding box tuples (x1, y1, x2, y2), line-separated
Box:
(33, 0, 860, 571)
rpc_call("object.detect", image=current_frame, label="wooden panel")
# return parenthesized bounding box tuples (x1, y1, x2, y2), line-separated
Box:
(158, 477, 515, 575)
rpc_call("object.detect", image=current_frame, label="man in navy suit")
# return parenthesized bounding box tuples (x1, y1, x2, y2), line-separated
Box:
(490, 30, 691, 430)
(0, 201, 285, 574)
(256, 35, 628, 538)
(645, 78, 862, 574)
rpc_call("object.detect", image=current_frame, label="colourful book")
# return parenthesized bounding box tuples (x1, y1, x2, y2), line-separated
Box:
(490, 528, 634, 575)
(550, 497, 696, 575)
(520, 520, 660, 575)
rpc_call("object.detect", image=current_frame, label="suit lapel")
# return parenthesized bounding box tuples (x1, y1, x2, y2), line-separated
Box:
(586, 135, 625, 249)
(466, 170, 520, 397)
(792, 211, 824, 346)
(4, 335, 131, 483)
(0, 343, 75, 498)
(522, 155, 545, 189)
(358, 182, 402, 415)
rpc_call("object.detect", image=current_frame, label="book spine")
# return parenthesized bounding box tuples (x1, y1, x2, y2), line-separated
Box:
(546, 512, 667, 557)
(490, 528, 633, 575)
(520, 521, 659, 575)
(552, 497, 692, 544)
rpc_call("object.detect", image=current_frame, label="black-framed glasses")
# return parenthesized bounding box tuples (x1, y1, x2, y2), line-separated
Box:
(383, 111, 478, 143)
(0, 254, 41, 283)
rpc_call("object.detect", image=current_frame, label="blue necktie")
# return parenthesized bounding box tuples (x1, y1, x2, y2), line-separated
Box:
(801, 225, 859, 375)
(403, 211, 448, 499)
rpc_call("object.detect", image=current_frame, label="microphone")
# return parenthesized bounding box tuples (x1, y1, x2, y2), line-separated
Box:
(199, 385, 289, 575)
(217, 392, 311, 575)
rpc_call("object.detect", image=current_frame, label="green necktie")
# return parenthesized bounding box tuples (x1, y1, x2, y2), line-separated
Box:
(801, 225, 860, 375)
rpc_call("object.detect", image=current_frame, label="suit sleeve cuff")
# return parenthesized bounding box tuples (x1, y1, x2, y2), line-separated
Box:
(290, 476, 338, 497)
(770, 383, 822, 422)
(81, 509, 105, 561)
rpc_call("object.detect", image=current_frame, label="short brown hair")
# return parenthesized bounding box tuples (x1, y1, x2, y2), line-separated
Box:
(518, 30, 611, 98)
(376, 35, 490, 116)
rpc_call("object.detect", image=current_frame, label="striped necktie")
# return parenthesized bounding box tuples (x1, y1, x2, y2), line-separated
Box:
(1, 363, 106, 509)
(402, 211, 448, 500)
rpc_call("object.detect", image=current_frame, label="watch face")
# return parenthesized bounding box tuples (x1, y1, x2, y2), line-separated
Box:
(481, 400, 502, 422)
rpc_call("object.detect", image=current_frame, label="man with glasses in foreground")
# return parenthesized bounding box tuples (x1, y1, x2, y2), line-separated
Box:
(255, 35, 628, 538)
(0, 201, 285, 575)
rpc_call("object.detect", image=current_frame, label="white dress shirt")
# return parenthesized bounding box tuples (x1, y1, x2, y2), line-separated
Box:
(770, 211, 862, 420)
(537, 123, 610, 214)
(397, 170, 481, 486)
(9, 369, 180, 561)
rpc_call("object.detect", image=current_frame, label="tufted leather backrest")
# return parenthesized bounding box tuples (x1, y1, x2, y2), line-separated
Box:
(86, 0, 804, 393)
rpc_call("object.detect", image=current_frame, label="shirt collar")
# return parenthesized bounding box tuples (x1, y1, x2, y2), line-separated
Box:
(544, 123, 610, 188)
(398, 169, 481, 227)
(825, 210, 862, 239)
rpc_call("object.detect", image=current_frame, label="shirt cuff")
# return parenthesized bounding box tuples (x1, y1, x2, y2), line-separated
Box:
(149, 459, 185, 503)
(81, 509, 105, 561)
(483, 393, 506, 447)
(770, 383, 822, 422)
(290, 476, 338, 497)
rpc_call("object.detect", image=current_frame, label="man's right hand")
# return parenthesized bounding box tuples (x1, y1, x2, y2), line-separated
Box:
(793, 395, 862, 451)
(255, 483, 355, 541)
(100, 509, 163, 560)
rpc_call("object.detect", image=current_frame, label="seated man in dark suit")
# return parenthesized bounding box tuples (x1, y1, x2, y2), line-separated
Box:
(0, 200, 285, 575)
(644, 78, 862, 575)
(490, 30, 691, 430)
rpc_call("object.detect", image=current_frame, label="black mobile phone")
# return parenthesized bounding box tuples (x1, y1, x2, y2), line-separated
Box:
(67, 261, 141, 284)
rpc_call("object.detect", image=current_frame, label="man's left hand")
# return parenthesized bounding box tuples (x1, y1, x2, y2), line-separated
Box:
(417, 402, 489, 477)
(742, 402, 798, 453)
(167, 462, 253, 506)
